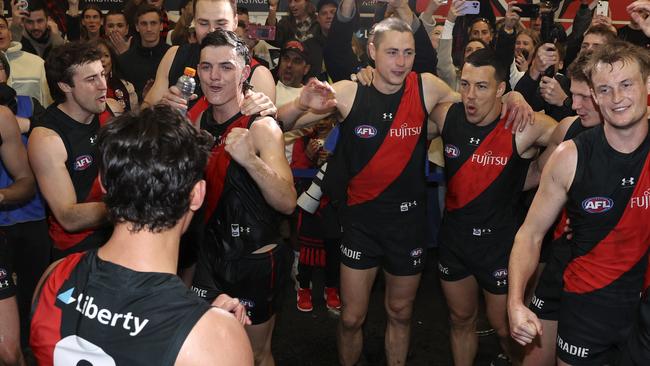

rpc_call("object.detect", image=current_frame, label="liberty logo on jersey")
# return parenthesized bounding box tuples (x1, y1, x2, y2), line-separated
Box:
(582, 197, 613, 213)
(355, 125, 377, 139)
(444, 144, 460, 158)
(74, 155, 93, 171)
(57, 287, 150, 336)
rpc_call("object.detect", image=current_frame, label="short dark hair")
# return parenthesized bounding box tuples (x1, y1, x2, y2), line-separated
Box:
(371, 17, 412, 48)
(105, 9, 127, 22)
(464, 48, 507, 83)
(46, 42, 102, 104)
(567, 50, 592, 84)
(98, 105, 213, 233)
(200, 29, 250, 66)
(0, 15, 8, 26)
(469, 17, 494, 36)
(27, 0, 48, 15)
(81, 5, 103, 19)
(584, 24, 617, 43)
(136, 4, 163, 22)
(586, 39, 650, 87)
(237, 6, 249, 16)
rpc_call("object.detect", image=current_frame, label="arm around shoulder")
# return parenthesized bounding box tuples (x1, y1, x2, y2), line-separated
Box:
(176, 308, 254, 366)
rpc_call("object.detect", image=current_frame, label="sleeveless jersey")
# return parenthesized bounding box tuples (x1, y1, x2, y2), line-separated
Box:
(170, 44, 261, 111)
(564, 125, 650, 304)
(0, 95, 45, 225)
(326, 72, 427, 218)
(30, 249, 210, 366)
(441, 103, 531, 233)
(33, 106, 111, 251)
(200, 111, 281, 262)
(552, 117, 593, 240)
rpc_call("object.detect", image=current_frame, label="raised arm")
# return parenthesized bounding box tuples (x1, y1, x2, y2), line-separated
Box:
(0, 106, 35, 204)
(225, 117, 296, 214)
(278, 79, 352, 131)
(28, 127, 107, 232)
(508, 141, 575, 346)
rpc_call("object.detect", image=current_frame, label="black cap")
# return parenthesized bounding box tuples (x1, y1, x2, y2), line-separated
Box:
(281, 40, 309, 61)
(317, 0, 338, 12)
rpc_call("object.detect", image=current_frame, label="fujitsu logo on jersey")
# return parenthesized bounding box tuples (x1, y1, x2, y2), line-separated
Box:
(582, 197, 614, 213)
(470, 151, 508, 167)
(630, 189, 650, 210)
(389, 123, 421, 139)
(444, 144, 460, 158)
(355, 125, 377, 139)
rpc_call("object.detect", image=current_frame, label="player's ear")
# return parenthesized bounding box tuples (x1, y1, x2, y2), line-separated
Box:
(189, 180, 206, 211)
(496, 81, 506, 98)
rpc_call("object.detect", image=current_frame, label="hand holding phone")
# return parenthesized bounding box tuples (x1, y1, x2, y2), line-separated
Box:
(247, 24, 277, 41)
(596, 1, 609, 17)
(457, 0, 480, 16)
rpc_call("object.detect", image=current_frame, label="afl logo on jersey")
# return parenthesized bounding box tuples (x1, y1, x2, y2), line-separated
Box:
(240, 298, 255, 309)
(355, 125, 377, 139)
(410, 248, 423, 258)
(444, 144, 460, 158)
(493, 268, 508, 279)
(582, 197, 613, 213)
(74, 155, 93, 171)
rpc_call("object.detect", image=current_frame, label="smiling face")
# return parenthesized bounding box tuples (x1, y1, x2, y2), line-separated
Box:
(515, 33, 535, 61)
(24, 9, 48, 40)
(369, 30, 415, 90)
(194, 0, 237, 44)
(198, 45, 249, 108)
(591, 60, 650, 130)
(470, 21, 492, 45)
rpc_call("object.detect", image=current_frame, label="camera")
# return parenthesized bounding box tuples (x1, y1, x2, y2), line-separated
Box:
(297, 163, 327, 214)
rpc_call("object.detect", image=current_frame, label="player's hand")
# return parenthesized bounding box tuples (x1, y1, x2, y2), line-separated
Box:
(241, 90, 277, 117)
(628, 1, 650, 37)
(108, 31, 132, 55)
(353, 66, 374, 86)
(298, 78, 337, 114)
(225, 127, 256, 166)
(213, 294, 252, 325)
(508, 302, 543, 346)
(502, 91, 534, 133)
(159, 85, 197, 111)
(539, 76, 568, 107)
(504, 1, 521, 33)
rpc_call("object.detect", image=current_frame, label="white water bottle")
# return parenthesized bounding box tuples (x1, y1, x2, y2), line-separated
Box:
(175, 67, 196, 113)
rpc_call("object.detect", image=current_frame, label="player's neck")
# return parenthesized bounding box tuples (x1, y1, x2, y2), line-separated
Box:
(211, 93, 245, 124)
(476, 103, 502, 127)
(98, 223, 182, 274)
(58, 102, 95, 125)
(372, 75, 403, 95)
(603, 117, 649, 154)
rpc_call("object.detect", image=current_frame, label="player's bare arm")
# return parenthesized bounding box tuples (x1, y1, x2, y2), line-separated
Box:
(225, 117, 296, 214)
(508, 141, 576, 346)
(28, 127, 107, 232)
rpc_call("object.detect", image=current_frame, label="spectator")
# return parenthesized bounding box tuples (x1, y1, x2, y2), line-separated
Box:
(9, 0, 64, 60)
(580, 24, 617, 53)
(619, 5, 650, 48)
(266, 0, 319, 47)
(0, 15, 52, 106)
(104, 10, 131, 55)
(144, 0, 175, 40)
(170, 0, 196, 46)
(468, 17, 493, 46)
(66, 5, 103, 42)
(117, 4, 170, 100)
(95, 39, 138, 113)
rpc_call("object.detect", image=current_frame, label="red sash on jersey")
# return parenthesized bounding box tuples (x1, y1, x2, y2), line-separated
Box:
(445, 116, 512, 211)
(31, 252, 86, 365)
(187, 96, 210, 123)
(50, 110, 112, 250)
(203, 114, 253, 222)
(553, 209, 569, 240)
(564, 153, 650, 294)
(346, 72, 425, 205)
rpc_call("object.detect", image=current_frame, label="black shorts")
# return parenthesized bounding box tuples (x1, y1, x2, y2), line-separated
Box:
(339, 211, 426, 276)
(529, 237, 572, 321)
(620, 291, 650, 366)
(0, 229, 16, 300)
(557, 291, 637, 365)
(438, 223, 513, 294)
(192, 243, 291, 325)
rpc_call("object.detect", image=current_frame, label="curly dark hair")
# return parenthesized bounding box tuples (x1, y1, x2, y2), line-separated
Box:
(98, 105, 213, 233)
(46, 41, 102, 104)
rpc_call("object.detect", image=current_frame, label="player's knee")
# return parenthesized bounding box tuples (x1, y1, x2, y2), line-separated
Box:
(385, 299, 414, 324)
(340, 309, 366, 331)
(448, 309, 478, 329)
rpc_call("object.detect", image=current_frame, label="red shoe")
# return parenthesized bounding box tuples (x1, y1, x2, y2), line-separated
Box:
(296, 288, 313, 312)
(324, 287, 341, 310)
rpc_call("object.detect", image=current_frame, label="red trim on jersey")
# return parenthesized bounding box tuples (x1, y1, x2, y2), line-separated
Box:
(346, 72, 425, 205)
(564, 153, 650, 294)
(553, 209, 568, 240)
(445, 116, 512, 211)
(187, 96, 210, 123)
(31, 252, 86, 365)
(203, 115, 253, 222)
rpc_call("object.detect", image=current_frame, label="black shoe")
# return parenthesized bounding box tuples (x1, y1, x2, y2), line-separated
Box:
(490, 353, 511, 366)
